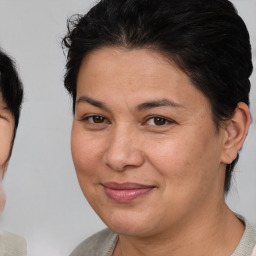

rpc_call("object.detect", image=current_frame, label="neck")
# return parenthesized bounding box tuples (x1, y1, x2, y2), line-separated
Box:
(113, 204, 244, 256)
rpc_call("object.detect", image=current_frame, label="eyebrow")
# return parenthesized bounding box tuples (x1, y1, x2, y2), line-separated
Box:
(76, 95, 110, 111)
(76, 95, 183, 112)
(136, 99, 183, 111)
(1, 106, 9, 111)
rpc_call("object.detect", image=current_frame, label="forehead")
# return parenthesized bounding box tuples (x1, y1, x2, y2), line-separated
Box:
(0, 92, 8, 108)
(0, 93, 7, 107)
(79, 48, 180, 93)
(76, 47, 211, 111)
(0, 93, 13, 119)
(79, 47, 176, 79)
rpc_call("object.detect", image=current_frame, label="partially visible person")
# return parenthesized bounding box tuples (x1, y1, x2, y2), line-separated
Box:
(0, 49, 26, 256)
(62, 0, 256, 255)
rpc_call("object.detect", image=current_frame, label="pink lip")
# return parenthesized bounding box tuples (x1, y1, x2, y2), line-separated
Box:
(103, 182, 155, 203)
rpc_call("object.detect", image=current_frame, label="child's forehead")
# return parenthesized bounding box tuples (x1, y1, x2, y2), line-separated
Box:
(0, 93, 8, 108)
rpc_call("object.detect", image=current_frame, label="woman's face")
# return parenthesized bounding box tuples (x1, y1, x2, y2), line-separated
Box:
(72, 47, 228, 237)
(0, 95, 14, 212)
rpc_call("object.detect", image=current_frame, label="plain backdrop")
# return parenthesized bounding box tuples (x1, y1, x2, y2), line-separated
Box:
(0, 0, 255, 255)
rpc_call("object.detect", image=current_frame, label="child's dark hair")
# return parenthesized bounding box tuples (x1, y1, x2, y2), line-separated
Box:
(0, 49, 23, 159)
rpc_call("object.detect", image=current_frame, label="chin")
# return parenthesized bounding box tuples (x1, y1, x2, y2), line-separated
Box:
(100, 209, 158, 237)
(108, 223, 151, 237)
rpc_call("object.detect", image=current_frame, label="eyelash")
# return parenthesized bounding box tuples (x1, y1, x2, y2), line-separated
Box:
(81, 114, 175, 127)
(144, 116, 176, 126)
(81, 115, 109, 125)
(0, 114, 8, 121)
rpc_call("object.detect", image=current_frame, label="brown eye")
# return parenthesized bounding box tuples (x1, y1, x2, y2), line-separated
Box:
(147, 116, 170, 126)
(153, 117, 166, 125)
(87, 115, 106, 123)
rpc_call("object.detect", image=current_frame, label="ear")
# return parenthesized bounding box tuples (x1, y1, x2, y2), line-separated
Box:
(221, 102, 251, 164)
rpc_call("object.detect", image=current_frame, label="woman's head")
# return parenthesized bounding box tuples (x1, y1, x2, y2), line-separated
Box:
(71, 46, 252, 236)
(63, 0, 252, 193)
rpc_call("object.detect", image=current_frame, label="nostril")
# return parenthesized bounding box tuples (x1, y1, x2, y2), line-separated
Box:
(103, 146, 145, 171)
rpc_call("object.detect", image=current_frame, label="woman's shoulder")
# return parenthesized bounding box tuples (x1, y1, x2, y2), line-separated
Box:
(0, 231, 27, 256)
(70, 228, 118, 256)
(232, 216, 256, 256)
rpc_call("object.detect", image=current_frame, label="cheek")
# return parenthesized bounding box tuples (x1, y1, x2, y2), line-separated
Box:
(71, 128, 104, 181)
(143, 131, 223, 221)
(146, 129, 222, 188)
(71, 128, 107, 210)
(0, 124, 13, 166)
(0, 118, 14, 214)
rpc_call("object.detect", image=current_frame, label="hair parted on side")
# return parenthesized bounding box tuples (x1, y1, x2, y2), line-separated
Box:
(62, 0, 252, 193)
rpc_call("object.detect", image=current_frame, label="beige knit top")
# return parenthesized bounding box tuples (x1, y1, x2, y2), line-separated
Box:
(70, 216, 256, 256)
(0, 231, 27, 256)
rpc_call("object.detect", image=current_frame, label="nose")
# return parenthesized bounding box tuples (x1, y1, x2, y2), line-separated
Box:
(103, 126, 145, 171)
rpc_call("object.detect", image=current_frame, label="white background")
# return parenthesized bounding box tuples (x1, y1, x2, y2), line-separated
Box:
(0, 0, 255, 255)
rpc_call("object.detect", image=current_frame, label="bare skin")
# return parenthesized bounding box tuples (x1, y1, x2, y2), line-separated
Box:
(72, 47, 250, 256)
(113, 209, 244, 256)
(0, 94, 14, 212)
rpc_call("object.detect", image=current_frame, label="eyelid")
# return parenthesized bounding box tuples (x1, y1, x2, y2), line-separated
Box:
(0, 114, 8, 121)
(78, 113, 176, 127)
(144, 115, 177, 126)
(79, 114, 110, 124)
